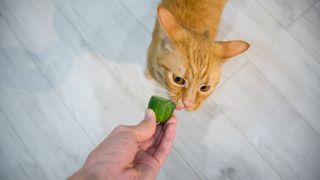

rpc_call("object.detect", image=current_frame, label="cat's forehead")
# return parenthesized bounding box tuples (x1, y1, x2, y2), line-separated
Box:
(185, 59, 220, 82)
(160, 51, 187, 75)
(164, 39, 221, 81)
(178, 38, 219, 63)
(179, 42, 221, 80)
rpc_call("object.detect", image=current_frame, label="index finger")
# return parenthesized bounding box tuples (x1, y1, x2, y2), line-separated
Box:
(153, 115, 177, 166)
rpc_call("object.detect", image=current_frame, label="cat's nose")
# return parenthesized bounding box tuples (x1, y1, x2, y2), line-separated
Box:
(183, 99, 194, 109)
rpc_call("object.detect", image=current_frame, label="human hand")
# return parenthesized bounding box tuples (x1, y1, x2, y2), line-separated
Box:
(69, 109, 177, 180)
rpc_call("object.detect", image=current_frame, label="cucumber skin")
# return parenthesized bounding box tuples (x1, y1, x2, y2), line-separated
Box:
(148, 96, 176, 123)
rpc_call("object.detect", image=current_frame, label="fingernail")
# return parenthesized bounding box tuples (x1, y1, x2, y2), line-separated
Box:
(144, 109, 153, 121)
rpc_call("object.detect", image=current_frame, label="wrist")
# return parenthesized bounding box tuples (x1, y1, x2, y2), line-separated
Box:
(69, 166, 117, 180)
(68, 169, 87, 180)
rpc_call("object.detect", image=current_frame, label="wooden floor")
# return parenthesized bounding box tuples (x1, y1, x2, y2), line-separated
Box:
(1, 0, 320, 179)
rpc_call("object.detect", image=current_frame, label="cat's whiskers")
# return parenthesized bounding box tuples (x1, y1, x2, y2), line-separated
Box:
(154, 81, 179, 101)
(154, 86, 169, 96)
(168, 92, 179, 103)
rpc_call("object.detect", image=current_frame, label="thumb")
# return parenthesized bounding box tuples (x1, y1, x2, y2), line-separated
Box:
(131, 109, 157, 142)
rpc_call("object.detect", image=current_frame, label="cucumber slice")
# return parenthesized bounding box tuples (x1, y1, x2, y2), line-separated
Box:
(148, 96, 176, 123)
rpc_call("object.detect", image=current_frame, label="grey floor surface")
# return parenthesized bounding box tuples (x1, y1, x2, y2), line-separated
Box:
(0, 0, 320, 179)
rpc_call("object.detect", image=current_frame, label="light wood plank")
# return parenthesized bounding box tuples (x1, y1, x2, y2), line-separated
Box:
(255, 0, 317, 27)
(118, 0, 158, 33)
(1, 0, 150, 143)
(0, 110, 47, 180)
(0, 57, 94, 180)
(173, 108, 281, 180)
(211, 62, 320, 180)
(221, 0, 320, 134)
(157, 148, 202, 180)
(288, 1, 320, 62)
(50, 0, 162, 104)
(0, 17, 94, 179)
(1, 0, 201, 179)
(2, 0, 320, 179)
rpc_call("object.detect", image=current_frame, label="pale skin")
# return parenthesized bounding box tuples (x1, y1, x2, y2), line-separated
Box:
(69, 109, 177, 180)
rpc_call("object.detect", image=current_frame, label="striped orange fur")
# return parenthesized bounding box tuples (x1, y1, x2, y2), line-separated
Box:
(147, 0, 249, 111)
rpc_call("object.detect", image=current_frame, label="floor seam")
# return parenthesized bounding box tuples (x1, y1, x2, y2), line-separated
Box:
(215, 56, 250, 92)
(0, 106, 49, 180)
(118, 0, 152, 34)
(215, 105, 285, 180)
(171, 146, 204, 179)
(286, 28, 320, 65)
(52, 0, 150, 112)
(285, 0, 318, 29)
(2, 1, 97, 147)
(249, 62, 320, 137)
(239, 0, 320, 137)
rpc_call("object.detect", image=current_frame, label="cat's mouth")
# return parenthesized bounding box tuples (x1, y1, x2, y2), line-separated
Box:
(175, 103, 198, 111)
(170, 97, 185, 111)
(169, 94, 198, 111)
(176, 106, 185, 111)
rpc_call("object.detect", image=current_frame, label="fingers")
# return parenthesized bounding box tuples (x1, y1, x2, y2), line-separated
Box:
(133, 116, 177, 180)
(130, 109, 157, 142)
(139, 124, 164, 150)
(153, 116, 177, 166)
(98, 110, 157, 168)
(133, 151, 159, 180)
(132, 116, 177, 180)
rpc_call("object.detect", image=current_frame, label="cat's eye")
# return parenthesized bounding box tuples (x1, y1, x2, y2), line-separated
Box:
(200, 85, 210, 92)
(173, 75, 185, 85)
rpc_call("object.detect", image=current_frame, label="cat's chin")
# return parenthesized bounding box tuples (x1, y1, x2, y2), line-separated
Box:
(175, 106, 199, 111)
(176, 106, 185, 111)
(186, 108, 198, 112)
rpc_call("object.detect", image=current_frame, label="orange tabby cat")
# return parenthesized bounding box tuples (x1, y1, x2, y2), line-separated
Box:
(147, 0, 249, 111)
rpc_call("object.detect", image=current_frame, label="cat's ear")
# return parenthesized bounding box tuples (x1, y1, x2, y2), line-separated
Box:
(216, 40, 250, 59)
(157, 5, 188, 42)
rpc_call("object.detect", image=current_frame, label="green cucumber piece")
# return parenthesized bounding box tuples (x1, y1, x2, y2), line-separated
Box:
(147, 96, 176, 123)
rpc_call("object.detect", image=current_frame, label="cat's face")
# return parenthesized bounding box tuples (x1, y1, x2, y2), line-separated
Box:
(158, 37, 223, 111)
(147, 6, 249, 111)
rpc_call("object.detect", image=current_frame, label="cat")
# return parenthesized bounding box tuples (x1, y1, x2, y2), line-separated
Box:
(146, 0, 249, 111)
